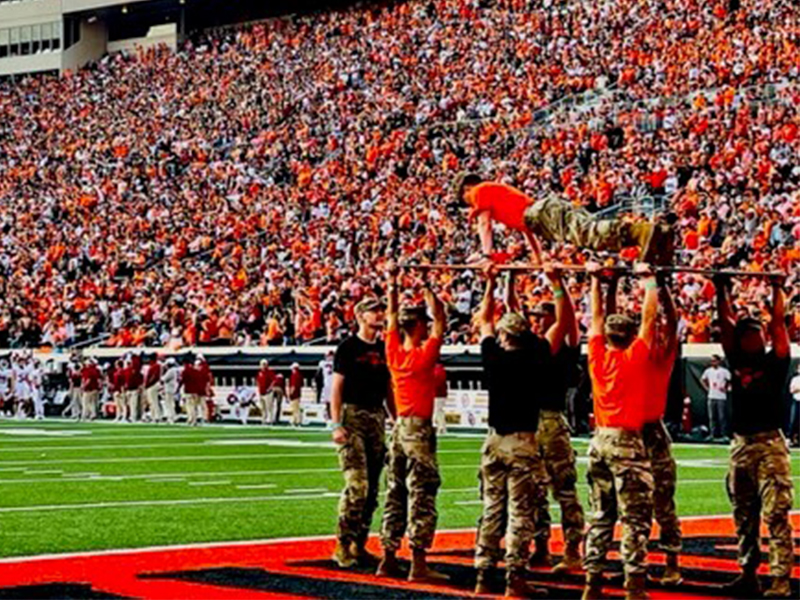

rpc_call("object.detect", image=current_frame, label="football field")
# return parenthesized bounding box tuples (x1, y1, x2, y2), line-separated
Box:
(0, 420, 798, 560)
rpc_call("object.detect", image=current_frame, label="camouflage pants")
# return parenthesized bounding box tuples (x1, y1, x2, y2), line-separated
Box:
(584, 428, 654, 578)
(336, 404, 386, 548)
(524, 196, 630, 252)
(533, 410, 585, 548)
(643, 419, 681, 553)
(475, 431, 542, 571)
(381, 417, 441, 552)
(726, 430, 794, 578)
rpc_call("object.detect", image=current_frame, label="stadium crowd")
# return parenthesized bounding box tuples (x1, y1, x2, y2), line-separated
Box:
(0, 0, 798, 350)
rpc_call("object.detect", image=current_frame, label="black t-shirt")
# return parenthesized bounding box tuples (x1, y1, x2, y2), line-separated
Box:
(482, 333, 552, 435)
(726, 348, 790, 435)
(540, 343, 580, 412)
(333, 335, 389, 410)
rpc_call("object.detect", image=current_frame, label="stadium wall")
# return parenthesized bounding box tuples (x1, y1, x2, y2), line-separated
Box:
(24, 344, 800, 432)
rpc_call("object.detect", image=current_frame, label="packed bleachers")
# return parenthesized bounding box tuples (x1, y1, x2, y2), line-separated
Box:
(0, 0, 798, 349)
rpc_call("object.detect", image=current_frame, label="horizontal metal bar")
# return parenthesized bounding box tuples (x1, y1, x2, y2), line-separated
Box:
(400, 263, 785, 278)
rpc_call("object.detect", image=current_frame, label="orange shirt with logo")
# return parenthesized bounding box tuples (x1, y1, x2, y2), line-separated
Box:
(386, 329, 442, 419)
(466, 182, 534, 231)
(587, 335, 650, 430)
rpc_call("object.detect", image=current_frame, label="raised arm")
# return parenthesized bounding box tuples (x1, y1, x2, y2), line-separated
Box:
(587, 262, 605, 338)
(770, 274, 790, 359)
(659, 277, 679, 356)
(504, 271, 519, 313)
(478, 265, 497, 339)
(425, 287, 447, 339)
(636, 263, 659, 346)
(713, 274, 736, 356)
(605, 271, 620, 316)
(544, 264, 573, 356)
(386, 261, 399, 333)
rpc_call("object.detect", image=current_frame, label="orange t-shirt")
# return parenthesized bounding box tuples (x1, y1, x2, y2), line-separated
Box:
(386, 329, 443, 419)
(644, 346, 676, 423)
(466, 182, 533, 231)
(588, 335, 650, 431)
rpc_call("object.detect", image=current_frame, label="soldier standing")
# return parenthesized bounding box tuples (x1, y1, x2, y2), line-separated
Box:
(519, 295, 585, 573)
(609, 272, 683, 586)
(715, 274, 793, 599)
(474, 264, 571, 597)
(330, 297, 393, 568)
(582, 263, 658, 600)
(377, 264, 448, 583)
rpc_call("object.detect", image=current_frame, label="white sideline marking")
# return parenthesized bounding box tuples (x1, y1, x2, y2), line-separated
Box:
(146, 478, 184, 483)
(188, 481, 231, 487)
(285, 488, 328, 494)
(23, 470, 62, 475)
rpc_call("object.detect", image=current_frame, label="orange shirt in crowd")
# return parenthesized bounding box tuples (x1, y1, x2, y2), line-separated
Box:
(385, 328, 442, 419)
(587, 335, 650, 431)
(644, 346, 676, 423)
(466, 182, 534, 231)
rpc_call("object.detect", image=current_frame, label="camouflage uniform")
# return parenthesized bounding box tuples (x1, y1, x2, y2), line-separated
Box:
(381, 417, 441, 551)
(533, 410, 585, 550)
(726, 430, 794, 578)
(475, 431, 542, 571)
(524, 197, 634, 252)
(642, 419, 681, 553)
(584, 428, 654, 579)
(336, 404, 387, 549)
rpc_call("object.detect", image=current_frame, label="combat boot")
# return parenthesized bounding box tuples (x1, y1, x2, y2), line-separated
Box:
(408, 548, 449, 583)
(626, 221, 674, 266)
(764, 576, 792, 598)
(659, 552, 682, 586)
(552, 541, 582, 574)
(624, 573, 649, 600)
(352, 541, 380, 568)
(474, 569, 492, 595)
(331, 539, 357, 568)
(581, 572, 604, 600)
(375, 550, 401, 577)
(505, 569, 548, 598)
(722, 569, 761, 597)
(527, 539, 551, 568)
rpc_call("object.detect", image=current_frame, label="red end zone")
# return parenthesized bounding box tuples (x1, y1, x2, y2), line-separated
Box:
(0, 515, 797, 599)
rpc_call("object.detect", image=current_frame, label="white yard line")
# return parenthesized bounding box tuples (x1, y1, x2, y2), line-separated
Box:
(235, 484, 276, 490)
(0, 448, 479, 467)
(187, 480, 231, 487)
(284, 488, 328, 494)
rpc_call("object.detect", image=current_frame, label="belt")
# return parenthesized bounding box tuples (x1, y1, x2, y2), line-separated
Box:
(397, 416, 433, 425)
(733, 430, 783, 444)
(595, 426, 642, 436)
(343, 404, 383, 414)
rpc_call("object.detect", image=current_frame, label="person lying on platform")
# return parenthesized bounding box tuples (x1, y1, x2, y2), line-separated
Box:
(452, 173, 675, 267)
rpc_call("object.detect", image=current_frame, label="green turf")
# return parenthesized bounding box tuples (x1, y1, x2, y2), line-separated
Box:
(0, 420, 797, 559)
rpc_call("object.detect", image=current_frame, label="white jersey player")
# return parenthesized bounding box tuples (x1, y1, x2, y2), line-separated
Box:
(0, 359, 13, 417)
(229, 386, 256, 425)
(13, 355, 33, 419)
(30, 359, 45, 420)
(317, 351, 335, 424)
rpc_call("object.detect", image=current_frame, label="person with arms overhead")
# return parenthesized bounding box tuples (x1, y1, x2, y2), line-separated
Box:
(473, 263, 571, 598)
(714, 274, 793, 598)
(581, 263, 658, 600)
(377, 262, 448, 583)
